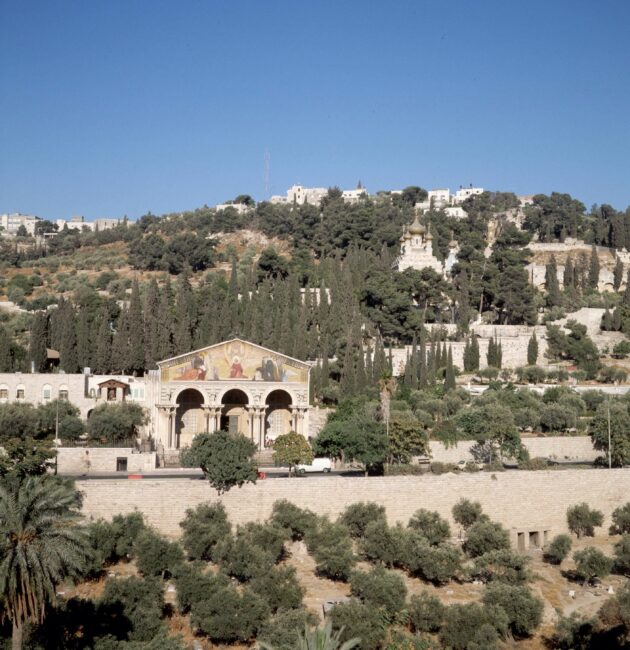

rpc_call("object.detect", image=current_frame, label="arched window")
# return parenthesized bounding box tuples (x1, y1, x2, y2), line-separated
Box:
(42, 384, 52, 402)
(16, 385, 25, 400)
(0, 384, 8, 401)
(58, 385, 69, 401)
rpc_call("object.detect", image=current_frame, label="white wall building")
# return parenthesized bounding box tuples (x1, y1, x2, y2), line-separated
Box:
(341, 188, 368, 204)
(215, 202, 251, 214)
(270, 185, 328, 206)
(452, 186, 484, 204)
(0, 213, 41, 236)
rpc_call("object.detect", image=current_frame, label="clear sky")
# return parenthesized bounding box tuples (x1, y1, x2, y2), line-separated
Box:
(1, 0, 629, 220)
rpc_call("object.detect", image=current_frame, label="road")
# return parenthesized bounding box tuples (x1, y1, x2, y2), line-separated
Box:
(68, 468, 365, 480)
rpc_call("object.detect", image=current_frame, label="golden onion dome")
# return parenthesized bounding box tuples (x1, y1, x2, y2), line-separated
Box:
(407, 215, 426, 235)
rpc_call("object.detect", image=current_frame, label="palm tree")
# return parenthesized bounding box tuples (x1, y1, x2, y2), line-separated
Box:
(0, 476, 91, 650)
(259, 621, 360, 650)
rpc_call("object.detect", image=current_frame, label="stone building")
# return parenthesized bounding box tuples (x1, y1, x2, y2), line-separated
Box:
(0, 338, 311, 453)
(397, 215, 444, 274)
(155, 339, 311, 450)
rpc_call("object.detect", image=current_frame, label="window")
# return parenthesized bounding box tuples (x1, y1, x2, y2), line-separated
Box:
(59, 389, 69, 401)
(0, 388, 8, 400)
(131, 386, 145, 400)
(228, 415, 239, 434)
(16, 388, 24, 399)
(42, 386, 51, 401)
(116, 457, 128, 472)
(107, 387, 116, 401)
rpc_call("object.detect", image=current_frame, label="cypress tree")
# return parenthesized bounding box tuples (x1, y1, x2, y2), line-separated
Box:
(228, 257, 238, 296)
(128, 278, 145, 374)
(588, 245, 600, 290)
(614, 259, 624, 292)
(444, 346, 456, 391)
(409, 336, 419, 389)
(144, 278, 161, 368)
(111, 309, 130, 374)
(403, 351, 412, 386)
(355, 336, 367, 392)
(613, 306, 622, 331)
(527, 331, 538, 366)
(94, 308, 112, 374)
(463, 337, 471, 372)
(30, 312, 48, 372)
(157, 279, 174, 361)
(623, 271, 630, 307)
(320, 338, 330, 390)
(76, 308, 91, 370)
(59, 303, 78, 373)
(174, 272, 194, 355)
(545, 255, 561, 306)
(496, 336, 503, 369)
(563, 257, 574, 291)
(418, 329, 427, 387)
(470, 333, 480, 371)
(487, 335, 496, 368)
(373, 337, 385, 381)
(0, 326, 13, 372)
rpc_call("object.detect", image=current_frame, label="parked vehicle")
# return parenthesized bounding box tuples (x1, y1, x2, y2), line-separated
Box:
(297, 457, 333, 474)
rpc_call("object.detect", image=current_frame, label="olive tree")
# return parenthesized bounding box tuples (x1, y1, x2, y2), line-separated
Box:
(567, 503, 604, 538)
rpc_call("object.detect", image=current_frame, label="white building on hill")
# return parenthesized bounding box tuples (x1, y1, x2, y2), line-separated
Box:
(397, 215, 444, 274)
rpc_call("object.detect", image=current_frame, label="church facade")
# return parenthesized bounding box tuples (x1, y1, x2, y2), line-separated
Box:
(0, 338, 311, 452)
(155, 339, 311, 450)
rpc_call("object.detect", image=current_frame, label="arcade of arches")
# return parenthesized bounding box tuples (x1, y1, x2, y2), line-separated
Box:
(154, 339, 311, 451)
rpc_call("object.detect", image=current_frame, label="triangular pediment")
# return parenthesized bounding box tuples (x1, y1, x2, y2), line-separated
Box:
(158, 338, 309, 383)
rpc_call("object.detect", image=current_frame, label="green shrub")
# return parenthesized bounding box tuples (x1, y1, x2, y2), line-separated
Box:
(483, 583, 543, 637)
(249, 565, 305, 613)
(304, 518, 349, 554)
(544, 534, 572, 565)
(439, 602, 508, 650)
(190, 585, 270, 643)
(329, 602, 387, 650)
(360, 520, 408, 568)
(430, 462, 458, 474)
(573, 547, 613, 583)
(471, 549, 530, 584)
(214, 534, 276, 582)
(179, 502, 231, 561)
(463, 520, 510, 558)
(349, 566, 407, 620)
(270, 500, 317, 541)
(610, 502, 630, 535)
(567, 503, 604, 538)
(85, 513, 147, 575)
(99, 576, 164, 642)
(340, 502, 387, 538)
(408, 509, 451, 545)
(613, 534, 630, 575)
(257, 609, 319, 650)
(405, 534, 462, 585)
(519, 456, 549, 470)
(452, 499, 484, 530)
(408, 592, 446, 633)
(173, 562, 229, 614)
(134, 529, 184, 578)
(549, 613, 596, 650)
(313, 541, 356, 582)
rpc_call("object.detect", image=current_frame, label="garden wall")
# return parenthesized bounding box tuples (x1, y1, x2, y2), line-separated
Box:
(76, 468, 630, 541)
(57, 447, 157, 474)
(428, 436, 599, 464)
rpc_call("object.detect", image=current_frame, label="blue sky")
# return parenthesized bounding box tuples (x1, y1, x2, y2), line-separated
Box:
(1, 0, 629, 220)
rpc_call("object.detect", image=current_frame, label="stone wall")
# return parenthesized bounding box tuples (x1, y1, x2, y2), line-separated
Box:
(58, 447, 157, 474)
(390, 324, 549, 374)
(77, 469, 630, 543)
(429, 436, 599, 464)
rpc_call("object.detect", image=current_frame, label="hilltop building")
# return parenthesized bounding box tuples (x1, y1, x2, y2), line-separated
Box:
(0, 213, 40, 236)
(415, 185, 484, 214)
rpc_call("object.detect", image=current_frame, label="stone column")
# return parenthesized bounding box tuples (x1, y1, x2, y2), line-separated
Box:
(289, 406, 298, 433)
(296, 407, 307, 436)
(207, 406, 221, 433)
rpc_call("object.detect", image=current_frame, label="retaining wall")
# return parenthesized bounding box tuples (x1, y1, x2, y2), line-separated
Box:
(76, 468, 630, 541)
(58, 447, 157, 474)
(429, 436, 599, 464)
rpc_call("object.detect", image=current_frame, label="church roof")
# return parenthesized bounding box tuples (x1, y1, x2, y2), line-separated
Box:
(407, 214, 426, 235)
(156, 338, 310, 370)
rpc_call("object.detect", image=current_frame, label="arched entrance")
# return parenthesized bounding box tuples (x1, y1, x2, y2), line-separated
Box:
(221, 389, 249, 435)
(265, 390, 292, 446)
(175, 388, 204, 449)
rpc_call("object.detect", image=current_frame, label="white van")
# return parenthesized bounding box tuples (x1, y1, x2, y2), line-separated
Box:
(296, 458, 333, 475)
